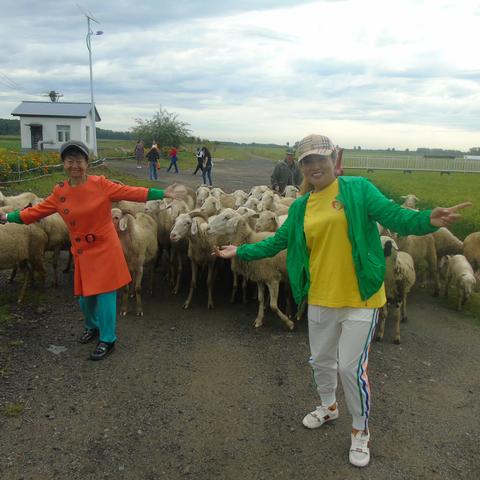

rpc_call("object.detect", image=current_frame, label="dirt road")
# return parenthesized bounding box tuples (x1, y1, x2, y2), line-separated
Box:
(1, 157, 479, 479)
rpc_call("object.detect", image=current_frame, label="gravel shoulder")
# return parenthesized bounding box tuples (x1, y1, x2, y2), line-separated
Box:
(0, 157, 479, 480)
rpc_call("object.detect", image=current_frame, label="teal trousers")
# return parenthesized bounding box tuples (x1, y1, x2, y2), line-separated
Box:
(78, 291, 117, 344)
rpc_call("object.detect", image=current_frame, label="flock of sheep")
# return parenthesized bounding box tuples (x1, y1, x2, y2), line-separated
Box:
(1, 186, 480, 345)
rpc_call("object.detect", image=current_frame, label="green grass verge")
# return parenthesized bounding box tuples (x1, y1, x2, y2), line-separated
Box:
(345, 168, 479, 239)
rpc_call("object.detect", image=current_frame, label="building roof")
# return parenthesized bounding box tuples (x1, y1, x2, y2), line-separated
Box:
(11, 101, 101, 121)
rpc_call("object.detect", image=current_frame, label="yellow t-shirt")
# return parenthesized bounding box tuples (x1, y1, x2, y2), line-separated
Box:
(304, 179, 386, 308)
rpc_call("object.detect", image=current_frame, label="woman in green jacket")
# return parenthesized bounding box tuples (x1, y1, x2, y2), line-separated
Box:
(216, 134, 470, 468)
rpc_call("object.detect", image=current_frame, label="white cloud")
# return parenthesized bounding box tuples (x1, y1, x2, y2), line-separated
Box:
(1, 0, 479, 149)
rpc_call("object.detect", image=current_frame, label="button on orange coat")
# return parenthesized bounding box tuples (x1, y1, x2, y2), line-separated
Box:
(20, 175, 149, 297)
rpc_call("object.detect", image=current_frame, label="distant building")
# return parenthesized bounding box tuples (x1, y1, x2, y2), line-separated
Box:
(11, 101, 101, 152)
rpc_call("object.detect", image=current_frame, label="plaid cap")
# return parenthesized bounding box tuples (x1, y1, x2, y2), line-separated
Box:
(297, 134, 335, 162)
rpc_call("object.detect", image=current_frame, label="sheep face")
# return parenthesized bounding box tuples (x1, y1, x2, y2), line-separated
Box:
(170, 213, 192, 242)
(244, 197, 261, 212)
(284, 185, 299, 198)
(439, 255, 451, 280)
(200, 196, 222, 216)
(206, 209, 239, 236)
(196, 187, 211, 207)
(232, 190, 248, 208)
(255, 211, 278, 232)
(401, 194, 420, 209)
(111, 208, 123, 231)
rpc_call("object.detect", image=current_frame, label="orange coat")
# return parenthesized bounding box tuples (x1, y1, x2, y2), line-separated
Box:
(20, 175, 149, 297)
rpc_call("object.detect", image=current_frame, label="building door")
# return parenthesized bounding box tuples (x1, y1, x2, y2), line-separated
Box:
(30, 125, 43, 150)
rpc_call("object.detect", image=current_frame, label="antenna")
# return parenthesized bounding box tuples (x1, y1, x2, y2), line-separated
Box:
(76, 4, 99, 23)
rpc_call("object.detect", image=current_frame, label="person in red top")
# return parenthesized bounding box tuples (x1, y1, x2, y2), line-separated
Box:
(0, 140, 188, 360)
(167, 146, 179, 173)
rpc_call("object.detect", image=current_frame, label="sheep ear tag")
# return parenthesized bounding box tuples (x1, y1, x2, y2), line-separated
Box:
(190, 218, 198, 236)
(119, 217, 128, 232)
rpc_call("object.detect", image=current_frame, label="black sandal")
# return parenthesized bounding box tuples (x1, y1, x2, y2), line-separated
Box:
(78, 329, 98, 344)
(89, 341, 115, 361)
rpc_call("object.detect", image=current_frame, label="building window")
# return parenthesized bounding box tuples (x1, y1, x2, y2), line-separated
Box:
(86, 125, 90, 144)
(57, 125, 70, 142)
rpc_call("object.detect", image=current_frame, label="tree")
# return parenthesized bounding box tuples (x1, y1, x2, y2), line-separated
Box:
(131, 108, 191, 148)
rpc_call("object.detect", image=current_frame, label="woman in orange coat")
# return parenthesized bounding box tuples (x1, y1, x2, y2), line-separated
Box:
(0, 140, 187, 360)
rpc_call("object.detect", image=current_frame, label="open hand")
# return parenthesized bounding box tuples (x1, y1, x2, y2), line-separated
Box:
(212, 245, 237, 259)
(165, 184, 188, 200)
(430, 202, 472, 228)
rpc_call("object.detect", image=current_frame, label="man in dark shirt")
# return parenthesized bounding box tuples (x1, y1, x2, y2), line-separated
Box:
(270, 149, 303, 193)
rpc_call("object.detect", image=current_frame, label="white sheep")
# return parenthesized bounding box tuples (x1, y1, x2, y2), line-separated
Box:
(0, 191, 41, 209)
(232, 189, 249, 208)
(249, 185, 271, 200)
(400, 194, 420, 209)
(0, 223, 47, 302)
(258, 191, 289, 216)
(432, 227, 463, 260)
(207, 209, 294, 330)
(377, 236, 416, 344)
(195, 186, 211, 208)
(38, 213, 70, 285)
(463, 232, 480, 271)
(394, 233, 439, 296)
(243, 197, 262, 212)
(145, 199, 189, 294)
(170, 212, 220, 309)
(254, 210, 287, 233)
(440, 254, 477, 311)
(283, 185, 300, 198)
(111, 208, 158, 316)
(199, 195, 223, 217)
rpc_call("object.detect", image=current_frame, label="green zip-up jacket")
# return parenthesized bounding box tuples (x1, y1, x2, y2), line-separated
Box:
(236, 176, 437, 305)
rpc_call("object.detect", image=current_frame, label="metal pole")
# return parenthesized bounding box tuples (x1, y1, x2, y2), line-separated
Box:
(86, 17, 97, 157)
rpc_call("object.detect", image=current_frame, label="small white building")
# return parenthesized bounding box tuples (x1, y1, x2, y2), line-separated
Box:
(11, 101, 101, 152)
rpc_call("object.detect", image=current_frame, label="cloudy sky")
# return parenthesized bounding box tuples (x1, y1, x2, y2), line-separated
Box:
(0, 0, 479, 149)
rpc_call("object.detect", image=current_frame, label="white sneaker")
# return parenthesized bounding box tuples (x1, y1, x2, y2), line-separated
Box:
(349, 431, 370, 467)
(302, 404, 339, 429)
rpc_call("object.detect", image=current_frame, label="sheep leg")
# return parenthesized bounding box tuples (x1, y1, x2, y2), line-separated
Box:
(9, 266, 17, 284)
(242, 276, 248, 304)
(183, 261, 197, 309)
(266, 281, 294, 331)
(230, 271, 238, 303)
(284, 282, 293, 319)
(51, 247, 60, 286)
(444, 275, 450, 298)
(134, 266, 144, 316)
(17, 262, 31, 304)
(401, 293, 408, 323)
(393, 302, 401, 344)
(254, 282, 266, 328)
(207, 261, 215, 309)
(430, 256, 440, 297)
(63, 251, 73, 274)
(120, 284, 129, 316)
(375, 305, 387, 342)
(173, 254, 183, 295)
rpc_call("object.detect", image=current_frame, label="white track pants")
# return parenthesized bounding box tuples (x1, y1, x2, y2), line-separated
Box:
(308, 305, 379, 431)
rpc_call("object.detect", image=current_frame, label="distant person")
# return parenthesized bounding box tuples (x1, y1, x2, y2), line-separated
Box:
(134, 140, 144, 169)
(201, 146, 213, 186)
(271, 148, 303, 193)
(146, 143, 160, 181)
(167, 146, 179, 174)
(215, 133, 471, 468)
(193, 148, 204, 175)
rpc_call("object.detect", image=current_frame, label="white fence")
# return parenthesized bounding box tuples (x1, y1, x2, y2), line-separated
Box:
(344, 155, 480, 174)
